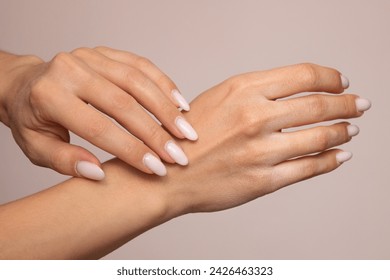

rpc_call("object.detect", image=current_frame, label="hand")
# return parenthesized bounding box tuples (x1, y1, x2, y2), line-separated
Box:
(0, 47, 197, 179)
(156, 63, 371, 215)
(0, 63, 372, 259)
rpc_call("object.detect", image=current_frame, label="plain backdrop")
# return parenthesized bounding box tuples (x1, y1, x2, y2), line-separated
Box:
(0, 0, 389, 259)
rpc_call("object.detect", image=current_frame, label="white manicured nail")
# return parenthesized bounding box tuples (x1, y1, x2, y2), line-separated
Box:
(336, 151, 353, 164)
(165, 141, 189, 166)
(175, 117, 198, 141)
(347, 125, 360, 137)
(143, 153, 167, 176)
(76, 161, 105, 180)
(340, 74, 349, 89)
(355, 98, 372, 112)
(172, 89, 190, 111)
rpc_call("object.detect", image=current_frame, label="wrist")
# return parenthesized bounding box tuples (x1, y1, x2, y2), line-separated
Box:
(0, 53, 43, 125)
(101, 159, 178, 233)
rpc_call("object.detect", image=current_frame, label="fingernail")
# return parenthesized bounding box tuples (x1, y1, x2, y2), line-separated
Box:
(336, 151, 353, 164)
(172, 89, 190, 111)
(76, 161, 105, 180)
(347, 124, 360, 137)
(175, 117, 198, 141)
(355, 98, 372, 112)
(165, 141, 189, 166)
(143, 153, 167, 176)
(340, 74, 349, 89)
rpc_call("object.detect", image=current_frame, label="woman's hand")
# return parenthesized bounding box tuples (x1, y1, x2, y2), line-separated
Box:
(0, 48, 196, 179)
(157, 63, 371, 216)
(0, 63, 371, 259)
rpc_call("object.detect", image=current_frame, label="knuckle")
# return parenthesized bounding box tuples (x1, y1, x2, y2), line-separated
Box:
(122, 141, 135, 157)
(111, 92, 135, 110)
(50, 52, 88, 81)
(308, 94, 328, 119)
(135, 56, 153, 69)
(236, 99, 274, 136)
(146, 123, 164, 143)
(320, 153, 336, 174)
(122, 67, 136, 82)
(332, 123, 350, 144)
(125, 67, 153, 89)
(342, 95, 359, 116)
(122, 141, 144, 162)
(154, 102, 180, 127)
(239, 109, 259, 136)
(159, 100, 174, 115)
(52, 52, 73, 67)
(93, 46, 109, 52)
(29, 77, 52, 113)
(226, 74, 247, 93)
(123, 67, 138, 83)
(303, 159, 319, 179)
(297, 63, 320, 88)
(86, 119, 110, 138)
(71, 47, 92, 58)
(341, 97, 351, 115)
(315, 127, 332, 150)
(29, 77, 47, 101)
(156, 73, 175, 90)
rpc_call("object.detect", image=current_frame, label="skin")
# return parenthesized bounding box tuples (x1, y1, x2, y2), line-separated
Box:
(0, 63, 368, 259)
(0, 48, 193, 177)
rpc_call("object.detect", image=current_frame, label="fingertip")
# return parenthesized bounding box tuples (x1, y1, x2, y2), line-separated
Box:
(171, 89, 190, 111)
(340, 74, 350, 89)
(165, 140, 189, 166)
(355, 97, 372, 112)
(336, 151, 353, 164)
(75, 161, 105, 180)
(143, 153, 167, 176)
(175, 116, 199, 141)
(347, 124, 360, 137)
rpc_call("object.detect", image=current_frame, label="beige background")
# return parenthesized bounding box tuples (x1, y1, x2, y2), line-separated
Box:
(1, 0, 389, 259)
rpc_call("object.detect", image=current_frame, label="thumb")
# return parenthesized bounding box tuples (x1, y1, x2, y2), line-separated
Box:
(28, 132, 105, 180)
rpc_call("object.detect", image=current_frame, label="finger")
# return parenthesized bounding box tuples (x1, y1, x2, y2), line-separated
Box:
(24, 130, 104, 180)
(92, 46, 190, 110)
(268, 122, 358, 164)
(86, 90, 189, 165)
(68, 68, 192, 163)
(52, 52, 192, 163)
(274, 94, 371, 129)
(48, 95, 169, 176)
(269, 149, 352, 193)
(71, 49, 196, 140)
(235, 63, 349, 100)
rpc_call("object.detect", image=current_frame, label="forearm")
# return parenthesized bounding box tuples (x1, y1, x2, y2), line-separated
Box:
(0, 158, 175, 259)
(0, 50, 43, 125)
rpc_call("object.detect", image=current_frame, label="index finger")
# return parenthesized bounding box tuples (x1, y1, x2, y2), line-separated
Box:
(93, 46, 190, 111)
